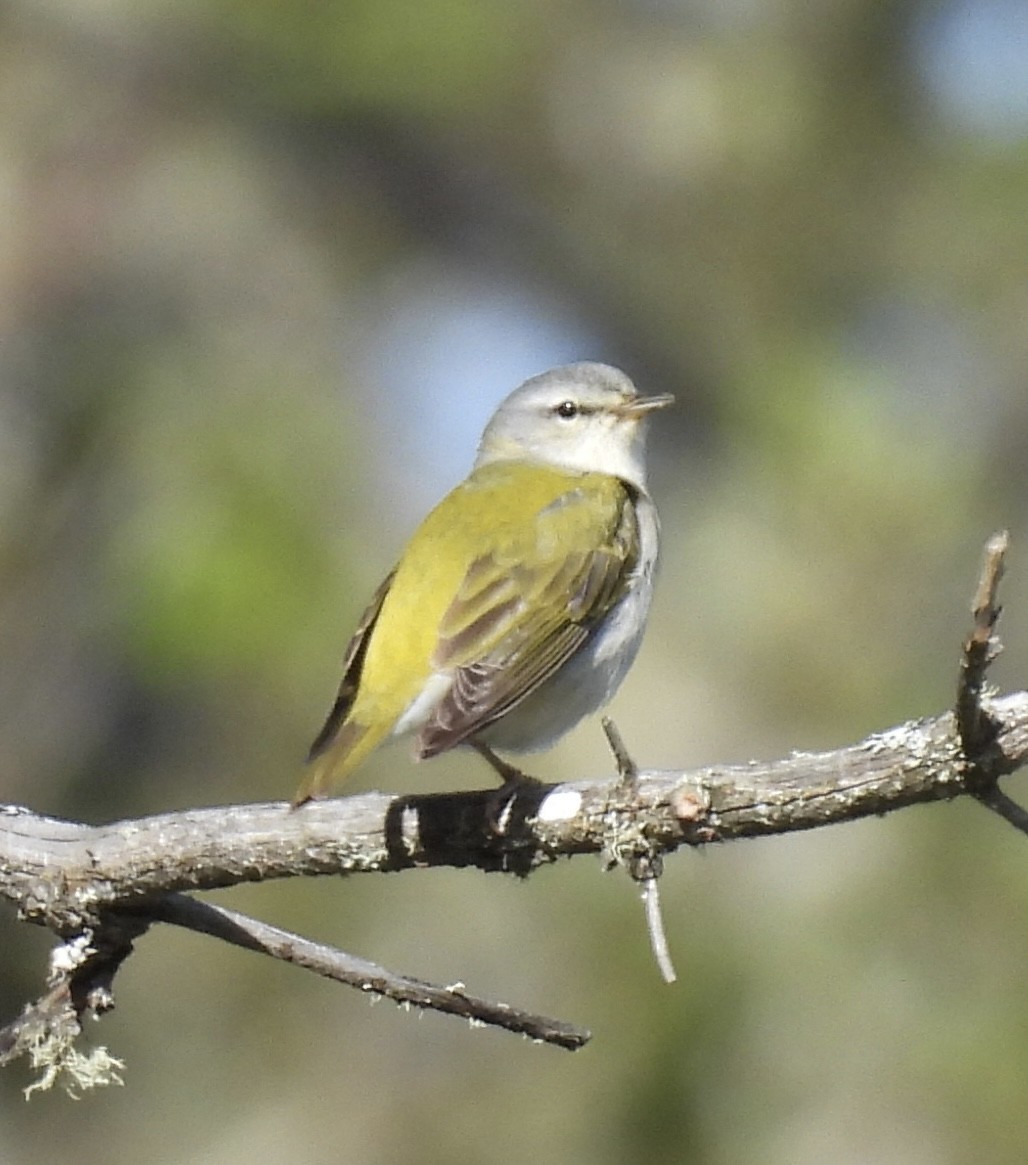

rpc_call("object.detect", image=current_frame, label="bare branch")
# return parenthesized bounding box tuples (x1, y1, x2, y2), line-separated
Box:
(137, 894, 589, 1049)
(2, 532, 1028, 1082)
(6, 694, 1028, 925)
(2, 689, 1027, 1072)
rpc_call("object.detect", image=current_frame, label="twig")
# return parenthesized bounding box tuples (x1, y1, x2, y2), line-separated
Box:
(138, 894, 589, 1050)
(639, 874, 676, 984)
(952, 532, 1028, 835)
(602, 716, 638, 788)
(973, 783, 1028, 836)
(601, 716, 677, 982)
(957, 530, 1008, 756)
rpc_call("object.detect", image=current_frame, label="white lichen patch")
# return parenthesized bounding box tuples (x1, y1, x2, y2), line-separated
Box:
(536, 788, 583, 822)
(24, 1025, 124, 1100)
(48, 934, 96, 981)
(864, 722, 925, 756)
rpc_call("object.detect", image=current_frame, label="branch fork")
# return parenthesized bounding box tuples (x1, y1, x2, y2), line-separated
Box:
(2, 532, 1027, 1091)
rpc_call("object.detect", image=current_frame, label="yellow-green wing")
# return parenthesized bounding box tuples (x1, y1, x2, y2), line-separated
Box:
(417, 482, 639, 757)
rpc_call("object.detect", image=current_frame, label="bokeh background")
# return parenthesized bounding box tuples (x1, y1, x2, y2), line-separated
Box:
(3, 0, 1028, 1161)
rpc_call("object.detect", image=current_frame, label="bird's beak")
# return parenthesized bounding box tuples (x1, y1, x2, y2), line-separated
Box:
(619, 393, 675, 417)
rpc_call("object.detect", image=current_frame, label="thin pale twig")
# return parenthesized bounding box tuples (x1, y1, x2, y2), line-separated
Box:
(640, 877, 677, 984)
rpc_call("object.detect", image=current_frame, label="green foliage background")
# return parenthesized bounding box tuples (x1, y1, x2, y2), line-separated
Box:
(2, 1, 1028, 1161)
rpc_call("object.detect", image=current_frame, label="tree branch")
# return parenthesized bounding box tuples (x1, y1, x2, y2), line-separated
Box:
(7, 695, 1028, 911)
(1, 533, 1026, 1088)
(140, 894, 589, 1050)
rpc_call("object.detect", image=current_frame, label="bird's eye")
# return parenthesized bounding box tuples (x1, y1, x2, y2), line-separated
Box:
(554, 400, 579, 419)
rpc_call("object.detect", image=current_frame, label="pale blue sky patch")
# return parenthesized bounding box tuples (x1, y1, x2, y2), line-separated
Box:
(357, 255, 605, 524)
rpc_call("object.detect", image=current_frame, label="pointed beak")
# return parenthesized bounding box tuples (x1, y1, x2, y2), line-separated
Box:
(618, 393, 674, 418)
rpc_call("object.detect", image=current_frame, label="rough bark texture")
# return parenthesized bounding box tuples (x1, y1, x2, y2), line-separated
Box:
(2, 696, 1026, 921)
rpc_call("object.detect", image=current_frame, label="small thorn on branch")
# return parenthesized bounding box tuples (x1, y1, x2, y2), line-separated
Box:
(971, 531, 1008, 640)
(602, 716, 638, 789)
(955, 531, 1028, 836)
(957, 531, 1008, 757)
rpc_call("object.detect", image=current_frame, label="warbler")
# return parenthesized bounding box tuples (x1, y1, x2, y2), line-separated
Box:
(294, 362, 671, 805)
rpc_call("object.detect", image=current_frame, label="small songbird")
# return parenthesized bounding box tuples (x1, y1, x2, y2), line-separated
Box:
(293, 362, 672, 805)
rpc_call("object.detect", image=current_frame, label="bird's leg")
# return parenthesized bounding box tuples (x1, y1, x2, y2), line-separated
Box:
(470, 741, 543, 788)
(471, 741, 543, 835)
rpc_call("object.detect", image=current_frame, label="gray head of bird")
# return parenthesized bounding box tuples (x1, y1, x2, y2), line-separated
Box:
(474, 362, 673, 490)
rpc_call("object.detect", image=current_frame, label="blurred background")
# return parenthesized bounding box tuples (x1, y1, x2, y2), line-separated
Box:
(2, 0, 1028, 1160)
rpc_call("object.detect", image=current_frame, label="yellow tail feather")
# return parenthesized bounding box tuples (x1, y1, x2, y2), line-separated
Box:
(291, 719, 386, 807)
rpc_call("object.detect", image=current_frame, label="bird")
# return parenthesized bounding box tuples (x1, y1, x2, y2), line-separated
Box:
(293, 361, 672, 806)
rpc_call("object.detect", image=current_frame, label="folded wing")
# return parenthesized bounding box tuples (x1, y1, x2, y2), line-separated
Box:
(417, 483, 639, 756)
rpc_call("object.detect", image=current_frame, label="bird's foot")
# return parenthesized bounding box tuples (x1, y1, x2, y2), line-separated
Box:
(471, 741, 544, 834)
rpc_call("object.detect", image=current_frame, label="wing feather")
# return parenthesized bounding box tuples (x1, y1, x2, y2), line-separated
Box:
(306, 569, 396, 762)
(417, 484, 638, 757)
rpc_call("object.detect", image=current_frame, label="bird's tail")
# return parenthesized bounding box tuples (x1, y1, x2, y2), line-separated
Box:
(290, 718, 385, 807)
